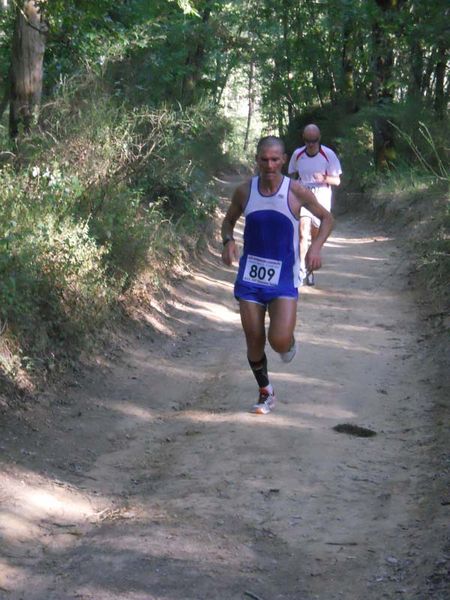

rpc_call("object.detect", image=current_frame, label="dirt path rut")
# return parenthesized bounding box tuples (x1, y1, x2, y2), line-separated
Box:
(1, 179, 448, 599)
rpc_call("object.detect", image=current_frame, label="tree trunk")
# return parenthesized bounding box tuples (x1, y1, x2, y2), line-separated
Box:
(434, 39, 447, 118)
(0, 0, 12, 119)
(341, 14, 357, 112)
(0, 66, 11, 121)
(9, 0, 46, 138)
(371, 22, 394, 103)
(281, 0, 294, 124)
(371, 0, 403, 169)
(422, 47, 437, 102)
(243, 61, 254, 152)
(408, 38, 423, 100)
(214, 56, 235, 107)
(312, 71, 325, 109)
(181, 1, 212, 105)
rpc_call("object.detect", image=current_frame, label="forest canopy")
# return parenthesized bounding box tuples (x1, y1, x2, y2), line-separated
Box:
(1, 1, 448, 142)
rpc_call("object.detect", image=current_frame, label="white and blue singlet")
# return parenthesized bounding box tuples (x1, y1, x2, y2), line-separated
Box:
(234, 175, 300, 305)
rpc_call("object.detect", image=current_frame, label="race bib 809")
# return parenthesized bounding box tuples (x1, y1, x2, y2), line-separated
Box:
(242, 255, 282, 287)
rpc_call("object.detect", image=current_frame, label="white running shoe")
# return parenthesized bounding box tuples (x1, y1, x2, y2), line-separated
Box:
(280, 338, 297, 363)
(251, 387, 276, 415)
(306, 271, 315, 286)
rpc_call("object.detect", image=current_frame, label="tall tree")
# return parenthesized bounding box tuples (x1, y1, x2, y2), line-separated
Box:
(243, 59, 254, 152)
(341, 2, 357, 112)
(434, 38, 448, 119)
(280, 0, 295, 124)
(181, 0, 213, 104)
(371, 0, 406, 169)
(9, 0, 47, 138)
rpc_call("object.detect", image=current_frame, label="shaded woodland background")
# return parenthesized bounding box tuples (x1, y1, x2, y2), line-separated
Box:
(0, 0, 448, 400)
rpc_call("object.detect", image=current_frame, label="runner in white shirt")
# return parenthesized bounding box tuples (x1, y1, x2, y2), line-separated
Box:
(288, 124, 342, 286)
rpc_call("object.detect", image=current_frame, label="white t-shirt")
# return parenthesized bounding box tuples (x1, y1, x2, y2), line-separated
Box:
(288, 144, 342, 209)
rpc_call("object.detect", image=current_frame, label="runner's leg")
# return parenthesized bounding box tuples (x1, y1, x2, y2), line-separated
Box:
(267, 298, 297, 354)
(239, 300, 266, 361)
(305, 224, 320, 285)
(240, 300, 276, 413)
(299, 217, 311, 281)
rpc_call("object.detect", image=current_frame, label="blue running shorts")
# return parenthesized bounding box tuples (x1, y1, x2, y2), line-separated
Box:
(234, 281, 298, 307)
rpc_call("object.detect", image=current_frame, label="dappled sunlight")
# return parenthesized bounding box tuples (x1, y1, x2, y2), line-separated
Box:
(344, 255, 385, 262)
(107, 401, 157, 422)
(0, 470, 99, 544)
(306, 336, 377, 354)
(0, 510, 41, 541)
(126, 357, 213, 379)
(298, 300, 352, 313)
(301, 287, 394, 302)
(322, 270, 372, 280)
(332, 323, 380, 333)
(290, 402, 357, 420)
(190, 271, 235, 290)
(172, 297, 240, 324)
(269, 371, 338, 389)
(331, 235, 392, 244)
(323, 241, 346, 248)
(328, 255, 385, 263)
(178, 409, 316, 430)
(138, 310, 176, 336)
(6, 476, 94, 518)
(99, 528, 254, 568)
(0, 561, 28, 592)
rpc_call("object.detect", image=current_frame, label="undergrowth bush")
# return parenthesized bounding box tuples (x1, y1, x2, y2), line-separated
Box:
(368, 119, 449, 313)
(0, 167, 114, 349)
(0, 73, 228, 393)
(414, 192, 450, 312)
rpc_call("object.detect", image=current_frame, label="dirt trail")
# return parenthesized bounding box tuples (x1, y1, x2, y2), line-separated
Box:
(1, 178, 448, 600)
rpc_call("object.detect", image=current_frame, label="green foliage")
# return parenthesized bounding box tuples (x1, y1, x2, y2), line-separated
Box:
(403, 182, 448, 311)
(387, 118, 449, 183)
(0, 166, 114, 351)
(0, 6, 13, 85)
(367, 143, 449, 313)
(0, 66, 227, 386)
(38, 0, 221, 106)
(417, 203, 450, 306)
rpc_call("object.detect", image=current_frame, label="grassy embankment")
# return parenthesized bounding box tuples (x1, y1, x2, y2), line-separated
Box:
(321, 105, 449, 317)
(0, 72, 230, 403)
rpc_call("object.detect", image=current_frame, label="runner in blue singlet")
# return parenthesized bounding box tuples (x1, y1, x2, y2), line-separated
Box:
(234, 173, 299, 305)
(221, 136, 334, 415)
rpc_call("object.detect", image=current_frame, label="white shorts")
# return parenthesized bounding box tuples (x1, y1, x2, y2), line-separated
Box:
(300, 187, 331, 229)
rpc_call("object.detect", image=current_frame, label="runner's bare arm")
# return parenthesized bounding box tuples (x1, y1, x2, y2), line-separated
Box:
(313, 172, 341, 186)
(290, 181, 335, 271)
(220, 182, 248, 266)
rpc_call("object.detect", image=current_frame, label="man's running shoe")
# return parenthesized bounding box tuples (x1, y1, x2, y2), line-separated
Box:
(251, 387, 276, 415)
(306, 271, 315, 286)
(280, 338, 297, 363)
